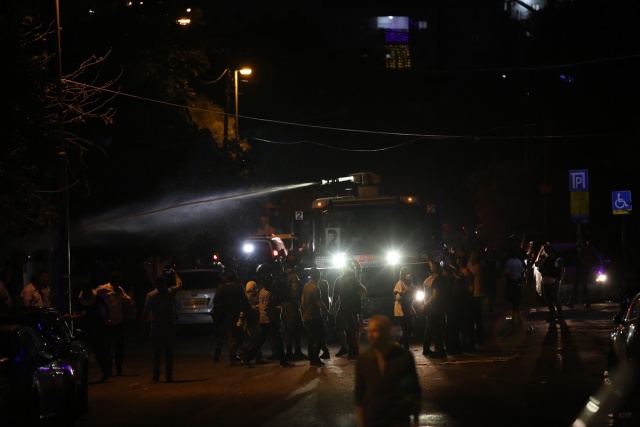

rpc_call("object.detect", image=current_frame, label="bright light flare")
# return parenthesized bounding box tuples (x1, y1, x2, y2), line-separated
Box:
(243, 243, 255, 254)
(596, 272, 607, 283)
(386, 250, 400, 265)
(332, 253, 346, 268)
(415, 290, 425, 302)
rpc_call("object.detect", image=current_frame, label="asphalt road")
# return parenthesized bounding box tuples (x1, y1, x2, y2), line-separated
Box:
(74, 295, 638, 427)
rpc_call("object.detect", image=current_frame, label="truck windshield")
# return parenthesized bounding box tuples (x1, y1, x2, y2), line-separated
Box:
(314, 203, 430, 256)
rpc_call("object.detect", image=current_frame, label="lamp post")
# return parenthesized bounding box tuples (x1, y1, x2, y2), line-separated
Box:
(223, 68, 252, 143)
(234, 68, 252, 140)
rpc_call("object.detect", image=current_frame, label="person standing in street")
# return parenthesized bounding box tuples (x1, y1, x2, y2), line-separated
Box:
(96, 271, 134, 376)
(393, 266, 416, 351)
(467, 250, 485, 347)
(140, 269, 182, 382)
(0, 269, 12, 307)
(568, 232, 598, 309)
(21, 270, 49, 307)
(316, 270, 332, 359)
(420, 261, 448, 358)
(504, 247, 525, 324)
(536, 244, 565, 322)
(71, 287, 112, 382)
(301, 268, 330, 367)
(355, 314, 421, 427)
(242, 263, 294, 368)
(212, 268, 253, 365)
(333, 260, 367, 358)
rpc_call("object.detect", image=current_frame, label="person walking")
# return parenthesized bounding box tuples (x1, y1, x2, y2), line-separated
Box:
(536, 244, 565, 322)
(355, 315, 421, 427)
(140, 269, 182, 382)
(301, 268, 330, 367)
(393, 266, 416, 351)
(504, 247, 525, 324)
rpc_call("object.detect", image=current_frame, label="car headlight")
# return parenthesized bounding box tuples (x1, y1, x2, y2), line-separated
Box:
(386, 250, 400, 265)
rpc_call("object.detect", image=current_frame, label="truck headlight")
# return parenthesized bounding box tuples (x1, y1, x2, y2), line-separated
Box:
(332, 253, 346, 268)
(386, 250, 400, 265)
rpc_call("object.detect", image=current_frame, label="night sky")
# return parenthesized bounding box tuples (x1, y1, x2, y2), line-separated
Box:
(7, 0, 640, 264)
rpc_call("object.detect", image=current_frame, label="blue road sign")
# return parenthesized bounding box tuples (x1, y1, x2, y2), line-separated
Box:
(569, 170, 589, 191)
(612, 190, 632, 215)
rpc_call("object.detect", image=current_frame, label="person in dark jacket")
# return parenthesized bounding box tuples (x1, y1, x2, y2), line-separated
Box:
(212, 268, 253, 365)
(140, 270, 182, 382)
(73, 288, 112, 382)
(536, 244, 565, 322)
(333, 260, 366, 358)
(355, 315, 421, 427)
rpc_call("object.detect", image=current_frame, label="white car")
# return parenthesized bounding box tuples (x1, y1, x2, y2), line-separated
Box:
(174, 268, 223, 325)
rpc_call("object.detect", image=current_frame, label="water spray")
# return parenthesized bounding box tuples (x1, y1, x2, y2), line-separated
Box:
(78, 181, 321, 234)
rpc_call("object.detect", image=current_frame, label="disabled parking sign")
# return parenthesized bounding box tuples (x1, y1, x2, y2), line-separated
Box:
(612, 190, 632, 215)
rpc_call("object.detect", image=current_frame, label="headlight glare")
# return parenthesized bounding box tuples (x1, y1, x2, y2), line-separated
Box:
(386, 251, 400, 265)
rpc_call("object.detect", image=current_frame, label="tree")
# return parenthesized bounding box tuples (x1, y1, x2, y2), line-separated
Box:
(0, 1, 119, 265)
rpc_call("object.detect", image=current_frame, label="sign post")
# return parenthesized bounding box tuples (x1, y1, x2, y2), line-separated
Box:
(569, 169, 589, 223)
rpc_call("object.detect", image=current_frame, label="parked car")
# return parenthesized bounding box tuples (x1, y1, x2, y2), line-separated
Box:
(607, 292, 640, 393)
(174, 267, 224, 325)
(0, 323, 78, 426)
(0, 306, 89, 415)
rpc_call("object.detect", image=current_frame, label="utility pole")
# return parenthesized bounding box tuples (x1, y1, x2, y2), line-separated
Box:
(54, 0, 71, 321)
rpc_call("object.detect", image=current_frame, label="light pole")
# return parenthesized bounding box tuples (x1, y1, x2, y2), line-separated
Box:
(234, 68, 251, 140)
(223, 68, 252, 143)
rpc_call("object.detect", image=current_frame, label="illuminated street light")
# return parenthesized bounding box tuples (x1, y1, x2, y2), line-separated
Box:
(234, 68, 252, 140)
(222, 68, 252, 144)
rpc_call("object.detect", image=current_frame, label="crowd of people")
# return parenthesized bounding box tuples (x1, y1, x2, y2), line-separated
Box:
(0, 231, 602, 426)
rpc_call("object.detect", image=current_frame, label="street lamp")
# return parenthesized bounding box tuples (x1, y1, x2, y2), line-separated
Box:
(234, 68, 252, 140)
(223, 67, 252, 143)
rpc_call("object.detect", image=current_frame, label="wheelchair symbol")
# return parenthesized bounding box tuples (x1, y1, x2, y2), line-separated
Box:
(614, 193, 629, 209)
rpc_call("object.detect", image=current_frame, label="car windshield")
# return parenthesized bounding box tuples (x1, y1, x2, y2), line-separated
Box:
(176, 270, 222, 291)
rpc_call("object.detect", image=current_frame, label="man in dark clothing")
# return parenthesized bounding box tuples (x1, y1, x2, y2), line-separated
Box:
(537, 244, 565, 322)
(212, 268, 253, 364)
(333, 260, 366, 358)
(73, 288, 112, 382)
(301, 268, 330, 366)
(355, 315, 421, 427)
(140, 270, 182, 382)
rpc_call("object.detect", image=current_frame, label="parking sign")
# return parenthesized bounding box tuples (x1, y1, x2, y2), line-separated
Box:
(569, 170, 589, 191)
